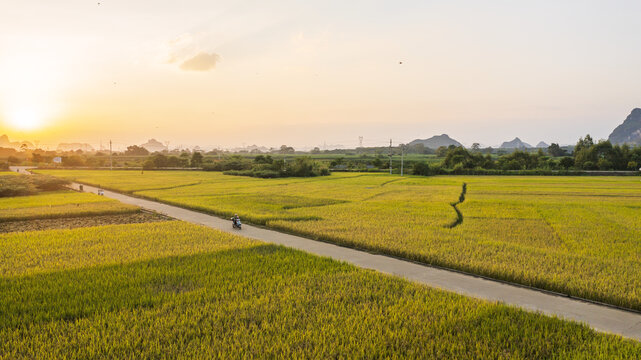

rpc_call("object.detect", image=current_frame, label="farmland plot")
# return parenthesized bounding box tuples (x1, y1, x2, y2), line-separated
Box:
(0, 191, 139, 222)
(1, 221, 639, 358)
(39, 170, 641, 310)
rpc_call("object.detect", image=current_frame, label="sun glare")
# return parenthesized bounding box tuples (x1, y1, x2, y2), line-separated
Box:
(6, 107, 44, 131)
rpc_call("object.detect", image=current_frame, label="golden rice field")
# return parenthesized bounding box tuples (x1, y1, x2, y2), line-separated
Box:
(2, 220, 639, 358)
(0, 190, 139, 222)
(39, 170, 641, 311)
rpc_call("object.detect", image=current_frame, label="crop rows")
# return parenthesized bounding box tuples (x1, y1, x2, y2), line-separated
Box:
(38, 170, 641, 310)
(1, 221, 639, 358)
(0, 191, 139, 222)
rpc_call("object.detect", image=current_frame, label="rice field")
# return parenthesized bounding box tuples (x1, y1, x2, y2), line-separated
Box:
(0, 190, 139, 222)
(39, 170, 641, 311)
(1, 220, 639, 358)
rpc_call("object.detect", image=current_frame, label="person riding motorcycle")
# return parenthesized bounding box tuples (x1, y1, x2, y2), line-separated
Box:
(231, 214, 242, 229)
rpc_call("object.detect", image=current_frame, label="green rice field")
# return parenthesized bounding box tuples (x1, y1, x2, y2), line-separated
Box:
(39, 170, 641, 311)
(2, 219, 639, 358)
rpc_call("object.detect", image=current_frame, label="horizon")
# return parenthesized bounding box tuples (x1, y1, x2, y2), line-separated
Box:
(0, 130, 612, 152)
(2, 1, 641, 149)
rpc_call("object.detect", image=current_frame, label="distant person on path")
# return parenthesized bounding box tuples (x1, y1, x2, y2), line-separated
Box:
(231, 214, 242, 229)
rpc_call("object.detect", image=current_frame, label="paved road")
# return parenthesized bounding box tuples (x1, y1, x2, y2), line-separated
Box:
(11, 168, 641, 341)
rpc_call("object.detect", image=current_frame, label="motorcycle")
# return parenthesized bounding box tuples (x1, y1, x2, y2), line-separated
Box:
(232, 218, 242, 230)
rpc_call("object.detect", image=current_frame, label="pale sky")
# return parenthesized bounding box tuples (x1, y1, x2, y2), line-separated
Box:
(1, 0, 640, 150)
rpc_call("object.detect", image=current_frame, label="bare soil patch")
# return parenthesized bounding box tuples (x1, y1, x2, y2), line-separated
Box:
(0, 212, 172, 233)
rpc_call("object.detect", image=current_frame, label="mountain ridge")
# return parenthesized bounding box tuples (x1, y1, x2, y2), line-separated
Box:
(408, 134, 462, 149)
(608, 108, 641, 145)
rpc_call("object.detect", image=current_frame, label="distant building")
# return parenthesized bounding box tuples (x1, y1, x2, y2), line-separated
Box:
(53, 157, 62, 164)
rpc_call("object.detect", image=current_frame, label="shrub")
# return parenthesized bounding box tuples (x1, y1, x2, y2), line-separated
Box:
(0, 174, 70, 197)
(223, 157, 329, 178)
(7, 156, 21, 165)
(30, 174, 71, 191)
(0, 175, 37, 197)
(412, 162, 438, 176)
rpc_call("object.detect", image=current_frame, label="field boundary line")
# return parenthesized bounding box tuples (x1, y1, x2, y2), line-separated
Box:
(446, 182, 467, 228)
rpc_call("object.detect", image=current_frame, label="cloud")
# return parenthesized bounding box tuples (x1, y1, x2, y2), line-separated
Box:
(179, 52, 220, 72)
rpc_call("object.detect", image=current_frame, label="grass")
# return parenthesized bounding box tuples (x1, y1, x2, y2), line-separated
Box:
(0, 190, 139, 222)
(1, 221, 639, 358)
(38, 170, 641, 311)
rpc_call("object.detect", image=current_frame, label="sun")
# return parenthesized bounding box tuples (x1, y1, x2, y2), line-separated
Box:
(6, 107, 45, 131)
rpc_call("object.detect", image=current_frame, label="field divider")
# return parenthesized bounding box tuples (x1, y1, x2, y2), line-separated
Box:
(446, 182, 467, 228)
(58, 179, 641, 341)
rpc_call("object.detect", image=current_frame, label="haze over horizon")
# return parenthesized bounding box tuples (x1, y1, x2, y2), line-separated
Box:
(1, 1, 640, 150)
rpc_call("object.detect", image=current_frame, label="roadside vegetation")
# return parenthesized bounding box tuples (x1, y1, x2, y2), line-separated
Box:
(0, 174, 69, 197)
(40, 170, 641, 311)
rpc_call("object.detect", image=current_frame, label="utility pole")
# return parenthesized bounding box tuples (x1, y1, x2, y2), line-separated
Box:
(400, 144, 405, 176)
(389, 139, 393, 175)
(109, 140, 113, 170)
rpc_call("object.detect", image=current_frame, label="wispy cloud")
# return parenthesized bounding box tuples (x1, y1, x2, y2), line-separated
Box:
(179, 52, 220, 71)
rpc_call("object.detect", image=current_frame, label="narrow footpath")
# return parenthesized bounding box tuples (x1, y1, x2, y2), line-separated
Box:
(61, 181, 641, 341)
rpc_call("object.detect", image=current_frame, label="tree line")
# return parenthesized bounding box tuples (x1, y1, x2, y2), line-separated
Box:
(414, 135, 641, 175)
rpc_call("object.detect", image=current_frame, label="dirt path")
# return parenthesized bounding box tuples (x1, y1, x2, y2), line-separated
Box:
(59, 180, 641, 341)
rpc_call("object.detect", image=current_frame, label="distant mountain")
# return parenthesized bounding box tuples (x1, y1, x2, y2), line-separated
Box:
(500, 137, 532, 149)
(0, 135, 9, 147)
(536, 141, 549, 148)
(0, 134, 34, 149)
(408, 134, 462, 149)
(608, 108, 641, 145)
(141, 139, 167, 153)
(57, 143, 95, 152)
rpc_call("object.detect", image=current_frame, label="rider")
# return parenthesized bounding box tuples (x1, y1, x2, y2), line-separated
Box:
(232, 214, 241, 226)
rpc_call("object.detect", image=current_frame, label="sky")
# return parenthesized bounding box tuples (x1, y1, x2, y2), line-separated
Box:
(1, 0, 640, 150)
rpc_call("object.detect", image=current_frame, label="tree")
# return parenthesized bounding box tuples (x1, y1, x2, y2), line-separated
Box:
(190, 152, 204, 167)
(575, 135, 594, 154)
(471, 143, 481, 152)
(7, 156, 21, 165)
(435, 146, 448, 157)
(443, 147, 485, 169)
(372, 156, 384, 168)
(329, 157, 345, 168)
(279, 145, 295, 154)
(62, 156, 86, 167)
(125, 145, 149, 156)
(559, 157, 574, 169)
(254, 155, 273, 164)
(412, 162, 435, 176)
(310, 147, 321, 154)
(547, 143, 566, 157)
